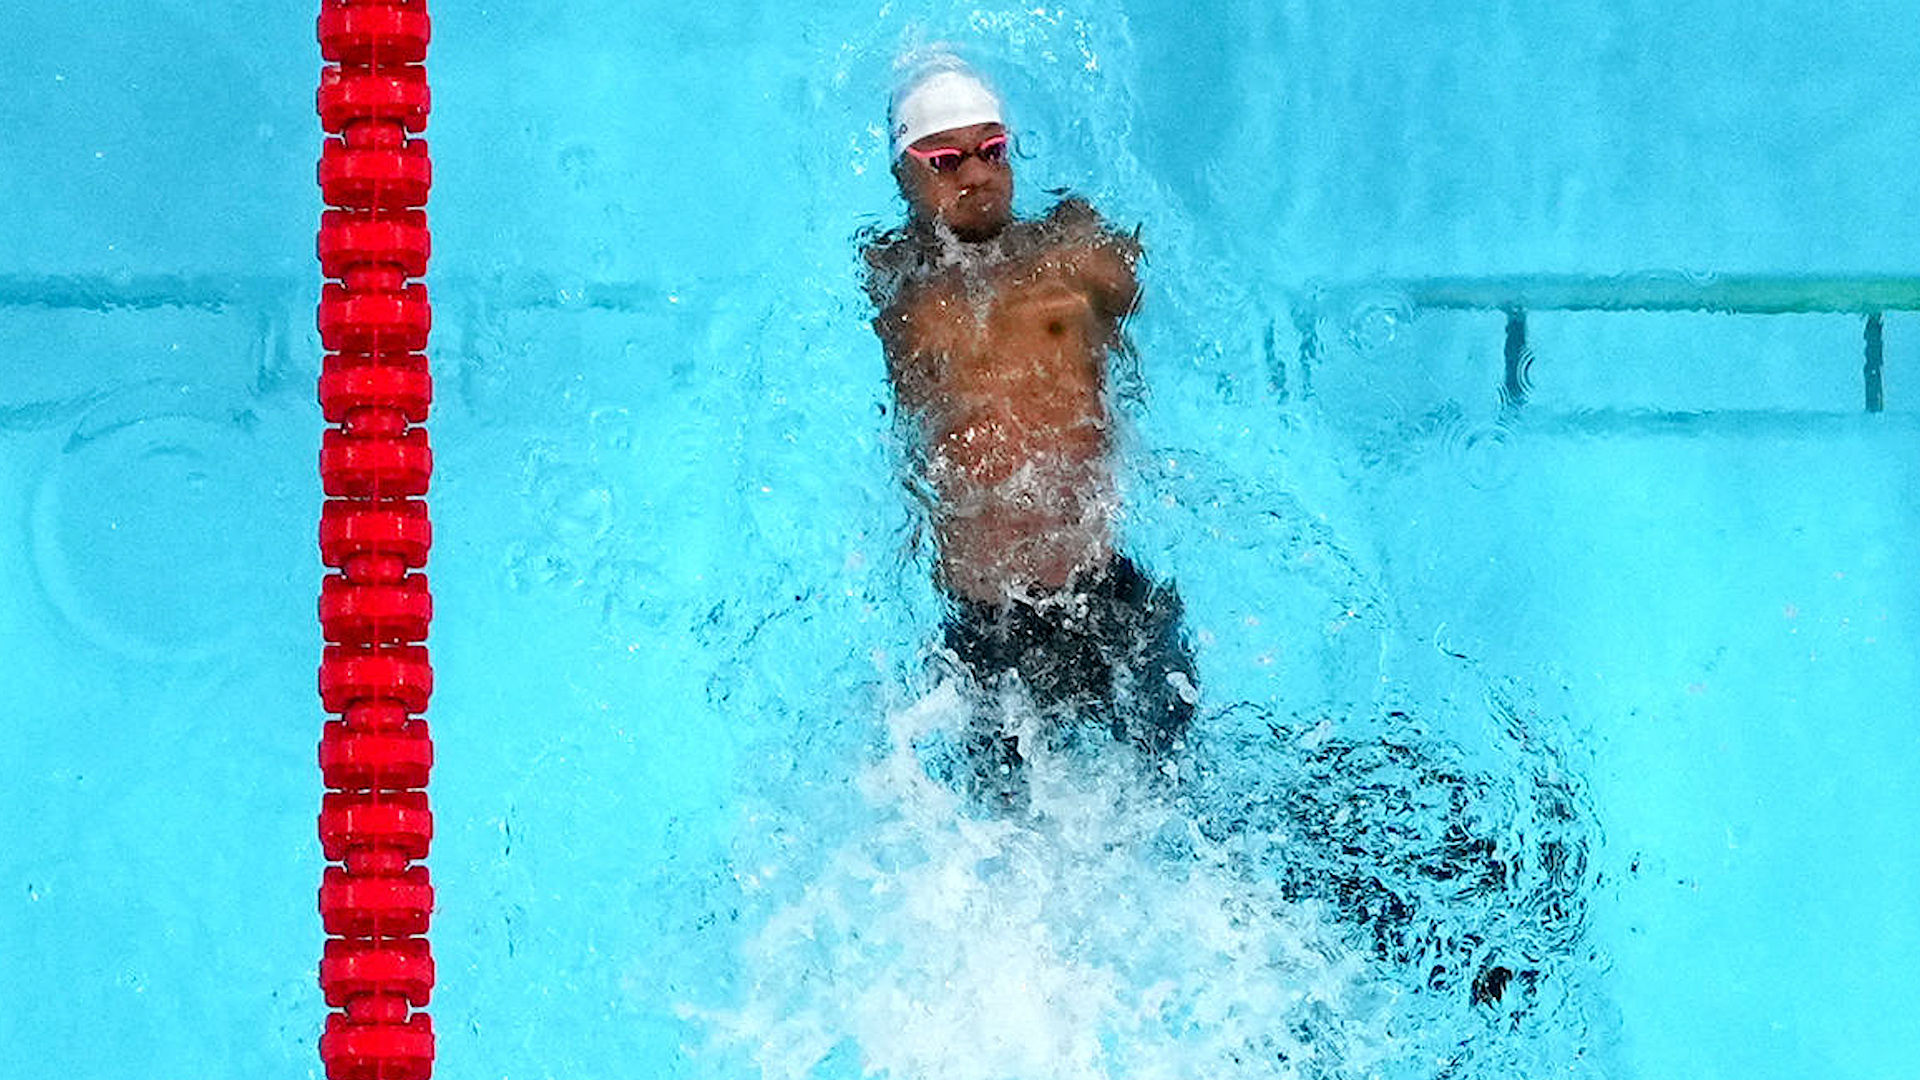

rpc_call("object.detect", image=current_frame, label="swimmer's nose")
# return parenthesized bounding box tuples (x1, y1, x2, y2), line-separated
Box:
(955, 153, 1001, 188)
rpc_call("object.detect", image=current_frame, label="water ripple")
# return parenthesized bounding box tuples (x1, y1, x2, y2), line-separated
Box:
(29, 383, 293, 661)
(1344, 290, 1416, 357)
(1439, 413, 1521, 491)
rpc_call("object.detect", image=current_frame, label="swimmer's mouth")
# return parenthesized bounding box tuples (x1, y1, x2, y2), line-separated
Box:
(956, 188, 1010, 214)
(943, 186, 1011, 238)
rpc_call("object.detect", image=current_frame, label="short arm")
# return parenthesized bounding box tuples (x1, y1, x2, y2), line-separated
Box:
(1046, 197, 1143, 319)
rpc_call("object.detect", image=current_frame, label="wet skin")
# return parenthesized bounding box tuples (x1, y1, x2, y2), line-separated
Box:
(872, 123, 1142, 603)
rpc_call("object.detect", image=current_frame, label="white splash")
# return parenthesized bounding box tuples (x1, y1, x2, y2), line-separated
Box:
(688, 682, 1402, 1080)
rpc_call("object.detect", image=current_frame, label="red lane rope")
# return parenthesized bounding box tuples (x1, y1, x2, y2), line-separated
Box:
(315, 2, 437, 1078)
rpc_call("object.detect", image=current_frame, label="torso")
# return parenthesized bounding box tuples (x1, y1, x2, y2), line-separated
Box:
(871, 217, 1135, 603)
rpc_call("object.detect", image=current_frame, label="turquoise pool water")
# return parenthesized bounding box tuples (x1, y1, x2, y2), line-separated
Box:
(2, 2, 1917, 1078)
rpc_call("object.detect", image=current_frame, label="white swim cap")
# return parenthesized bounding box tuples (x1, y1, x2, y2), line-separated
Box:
(889, 57, 1004, 157)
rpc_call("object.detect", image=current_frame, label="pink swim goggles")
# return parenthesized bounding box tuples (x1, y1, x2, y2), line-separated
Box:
(903, 133, 1010, 173)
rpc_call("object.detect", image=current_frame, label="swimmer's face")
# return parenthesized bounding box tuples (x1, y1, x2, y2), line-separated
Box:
(896, 122, 1014, 242)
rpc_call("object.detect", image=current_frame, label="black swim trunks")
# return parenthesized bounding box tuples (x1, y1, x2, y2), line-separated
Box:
(942, 556, 1197, 793)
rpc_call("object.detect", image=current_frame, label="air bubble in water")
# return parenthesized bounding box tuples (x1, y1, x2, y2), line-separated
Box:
(1441, 418, 1521, 491)
(1345, 292, 1415, 356)
(535, 465, 615, 547)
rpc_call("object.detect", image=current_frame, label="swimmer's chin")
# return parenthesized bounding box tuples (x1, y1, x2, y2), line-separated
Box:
(950, 221, 1009, 242)
(944, 212, 1012, 242)
(938, 195, 1014, 242)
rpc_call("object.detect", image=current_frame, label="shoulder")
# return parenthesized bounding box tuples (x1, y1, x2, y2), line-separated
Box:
(1032, 197, 1142, 317)
(859, 225, 917, 307)
(860, 223, 911, 269)
(863, 225, 965, 322)
(1043, 195, 1127, 240)
(859, 229, 948, 380)
(1042, 196, 1142, 261)
(1046, 195, 1103, 232)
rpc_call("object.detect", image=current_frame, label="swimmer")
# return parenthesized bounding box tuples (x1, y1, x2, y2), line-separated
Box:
(861, 55, 1197, 801)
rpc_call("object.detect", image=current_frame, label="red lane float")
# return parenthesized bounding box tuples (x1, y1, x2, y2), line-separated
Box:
(318, 283, 433, 352)
(322, 938, 436, 1006)
(320, 866, 435, 937)
(320, 574, 433, 644)
(318, 211, 431, 280)
(321, 719, 434, 790)
(319, 0, 431, 65)
(319, 139, 433, 209)
(319, 354, 434, 424)
(319, 66, 431, 133)
(319, 791, 434, 861)
(319, 1014, 435, 1080)
(315, 2, 436, 1077)
(319, 428, 434, 497)
(320, 499, 432, 567)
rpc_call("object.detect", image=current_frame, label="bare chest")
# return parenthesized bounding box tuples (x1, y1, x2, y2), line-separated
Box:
(896, 272, 1109, 417)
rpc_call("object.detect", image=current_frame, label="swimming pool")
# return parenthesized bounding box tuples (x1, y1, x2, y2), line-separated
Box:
(2, 1, 1916, 1077)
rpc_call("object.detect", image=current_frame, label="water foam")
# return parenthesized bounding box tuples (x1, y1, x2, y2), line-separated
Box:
(688, 682, 1410, 1080)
